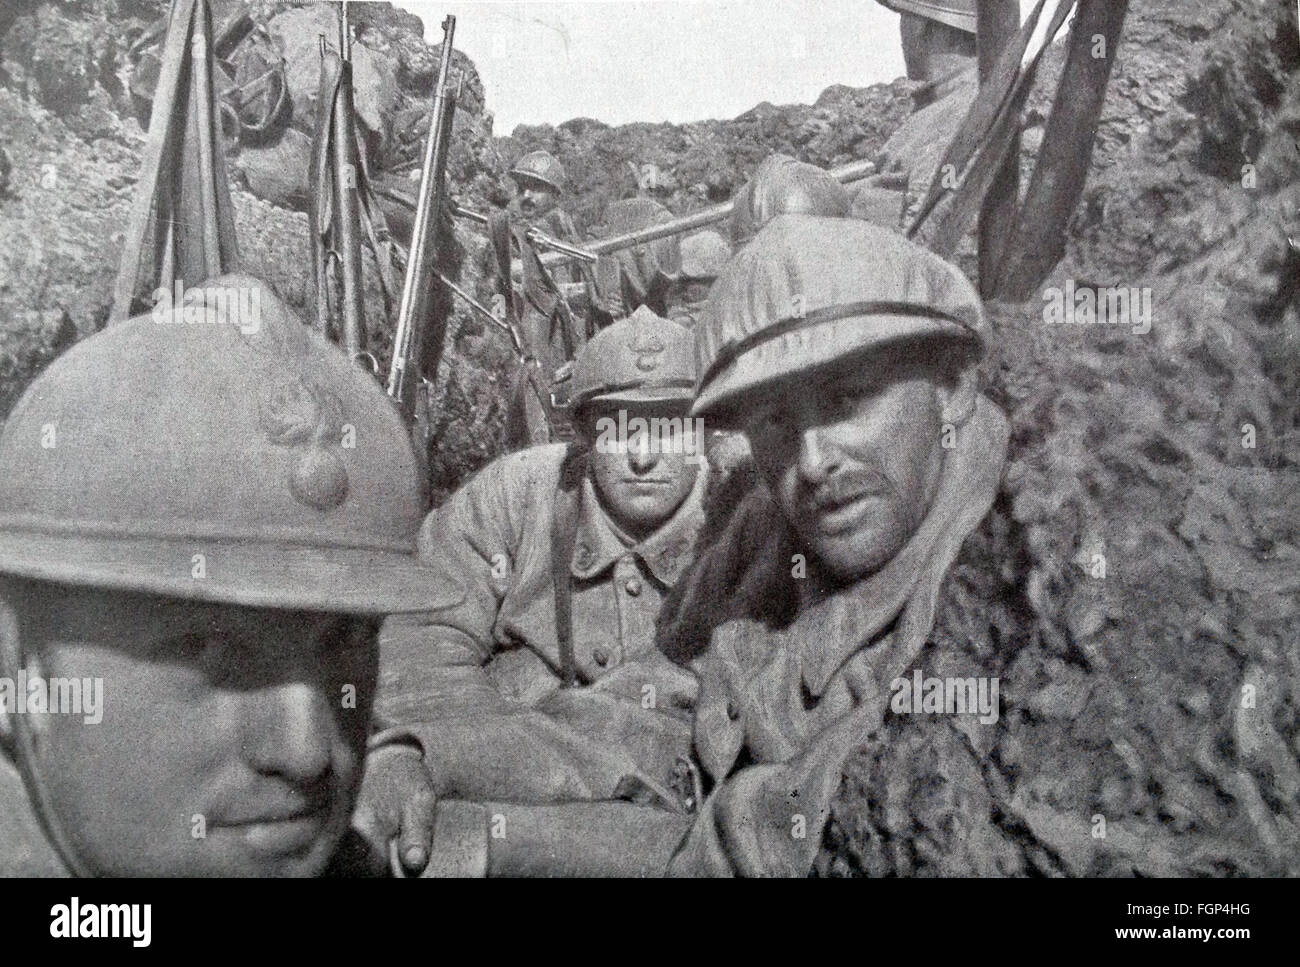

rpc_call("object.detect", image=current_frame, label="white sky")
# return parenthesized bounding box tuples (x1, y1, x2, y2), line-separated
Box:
(393, 1, 1055, 133)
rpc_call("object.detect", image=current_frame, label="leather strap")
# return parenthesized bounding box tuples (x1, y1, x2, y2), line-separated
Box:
(551, 447, 587, 686)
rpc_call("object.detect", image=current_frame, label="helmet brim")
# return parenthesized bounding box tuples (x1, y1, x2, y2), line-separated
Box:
(575, 386, 696, 411)
(509, 170, 563, 195)
(692, 312, 980, 426)
(0, 530, 462, 616)
(877, 0, 976, 33)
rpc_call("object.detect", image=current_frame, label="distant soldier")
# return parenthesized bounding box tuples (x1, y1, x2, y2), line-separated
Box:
(730, 153, 852, 247)
(592, 197, 682, 320)
(666, 230, 732, 328)
(879, 0, 977, 96)
(508, 150, 578, 244)
(363, 307, 712, 876)
(854, 0, 979, 227)
(496, 151, 601, 450)
(0, 276, 456, 876)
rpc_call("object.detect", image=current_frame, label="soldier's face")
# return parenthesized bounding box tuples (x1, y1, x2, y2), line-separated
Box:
(18, 587, 377, 877)
(667, 279, 715, 328)
(742, 353, 948, 584)
(516, 185, 560, 219)
(582, 401, 701, 540)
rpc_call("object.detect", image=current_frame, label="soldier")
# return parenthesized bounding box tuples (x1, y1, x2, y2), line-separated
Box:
(730, 153, 852, 247)
(508, 150, 581, 252)
(665, 230, 732, 328)
(853, 1, 979, 227)
(591, 196, 682, 320)
(879, 0, 977, 97)
(363, 216, 1016, 877)
(657, 214, 1013, 874)
(0, 275, 456, 876)
(497, 150, 602, 451)
(362, 306, 711, 876)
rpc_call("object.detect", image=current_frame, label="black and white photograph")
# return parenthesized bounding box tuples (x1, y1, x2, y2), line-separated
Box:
(0, 0, 1293, 926)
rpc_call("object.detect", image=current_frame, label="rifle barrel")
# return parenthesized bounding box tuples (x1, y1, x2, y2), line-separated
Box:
(451, 203, 598, 264)
(333, 0, 364, 358)
(387, 15, 457, 413)
(538, 158, 877, 268)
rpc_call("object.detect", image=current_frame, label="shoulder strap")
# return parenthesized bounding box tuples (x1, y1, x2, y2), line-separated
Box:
(551, 446, 587, 686)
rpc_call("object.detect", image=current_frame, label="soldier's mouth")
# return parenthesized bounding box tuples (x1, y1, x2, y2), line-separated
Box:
(811, 491, 884, 534)
(219, 803, 332, 855)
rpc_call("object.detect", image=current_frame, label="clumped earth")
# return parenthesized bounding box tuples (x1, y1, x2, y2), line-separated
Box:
(1, 0, 1297, 875)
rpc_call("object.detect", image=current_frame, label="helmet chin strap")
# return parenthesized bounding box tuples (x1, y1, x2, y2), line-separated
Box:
(0, 601, 94, 878)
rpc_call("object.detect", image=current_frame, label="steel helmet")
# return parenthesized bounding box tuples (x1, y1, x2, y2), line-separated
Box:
(0, 274, 459, 615)
(677, 230, 732, 282)
(509, 150, 567, 194)
(693, 215, 987, 423)
(730, 154, 851, 246)
(876, 0, 977, 33)
(602, 196, 682, 277)
(594, 197, 683, 312)
(569, 305, 696, 413)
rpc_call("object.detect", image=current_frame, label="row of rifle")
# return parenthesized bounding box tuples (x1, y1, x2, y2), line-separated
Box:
(310, 6, 602, 444)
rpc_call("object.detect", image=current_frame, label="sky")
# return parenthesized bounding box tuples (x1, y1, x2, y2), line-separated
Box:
(393, 1, 1056, 134)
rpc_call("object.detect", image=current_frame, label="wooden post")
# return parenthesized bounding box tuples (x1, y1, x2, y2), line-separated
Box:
(975, 1, 1021, 299)
(993, 0, 1130, 300)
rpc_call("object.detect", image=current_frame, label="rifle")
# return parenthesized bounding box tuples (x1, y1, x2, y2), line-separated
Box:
(332, 0, 365, 358)
(309, 2, 367, 358)
(537, 158, 877, 270)
(451, 202, 598, 264)
(111, 0, 239, 323)
(386, 14, 459, 421)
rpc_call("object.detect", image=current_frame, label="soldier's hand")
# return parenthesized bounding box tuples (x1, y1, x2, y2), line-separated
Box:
(353, 745, 440, 877)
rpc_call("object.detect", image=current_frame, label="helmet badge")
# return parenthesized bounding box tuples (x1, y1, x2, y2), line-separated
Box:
(631, 335, 665, 373)
(258, 379, 350, 512)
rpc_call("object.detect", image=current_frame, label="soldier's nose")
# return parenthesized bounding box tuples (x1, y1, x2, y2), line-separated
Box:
(243, 682, 333, 785)
(627, 432, 659, 473)
(797, 426, 835, 483)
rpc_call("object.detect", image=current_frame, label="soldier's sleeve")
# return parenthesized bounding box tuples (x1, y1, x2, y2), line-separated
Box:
(375, 452, 651, 806)
(374, 456, 547, 795)
(417, 798, 693, 878)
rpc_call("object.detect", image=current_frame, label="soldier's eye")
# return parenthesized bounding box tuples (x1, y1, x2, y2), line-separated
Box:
(323, 617, 375, 654)
(154, 630, 217, 661)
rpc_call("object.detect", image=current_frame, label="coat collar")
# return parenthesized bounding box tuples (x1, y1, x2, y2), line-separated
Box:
(571, 461, 709, 587)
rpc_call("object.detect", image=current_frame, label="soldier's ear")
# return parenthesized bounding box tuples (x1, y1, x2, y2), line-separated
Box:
(937, 368, 978, 429)
(0, 589, 52, 744)
(0, 593, 22, 744)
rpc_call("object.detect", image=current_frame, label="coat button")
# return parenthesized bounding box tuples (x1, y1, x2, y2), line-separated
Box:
(624, 577, 642, 596)
(593, 647, 610, 667)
